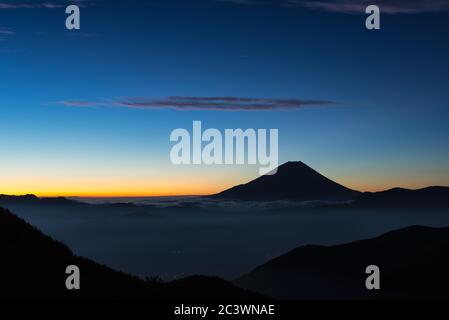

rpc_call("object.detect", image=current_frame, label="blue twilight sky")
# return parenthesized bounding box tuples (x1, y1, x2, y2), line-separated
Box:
(0, 0, 448, 196)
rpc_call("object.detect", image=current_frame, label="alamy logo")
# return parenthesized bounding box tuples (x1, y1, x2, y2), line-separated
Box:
(366, 5, 380, 30)
(66, 5, 80, 30)
(170, 121, 279, 175)
(65, 265, 80, 290)
(365, 265, 380, 290)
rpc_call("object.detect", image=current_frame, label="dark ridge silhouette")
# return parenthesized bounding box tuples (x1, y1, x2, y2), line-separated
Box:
(0, 194, 82, 206)
(0, 194, 40, 203)
(211, 161, 360, 201)
(235, 225, 449, 299)
(349, 186, 449, 209)
(0, 207, 266, 300)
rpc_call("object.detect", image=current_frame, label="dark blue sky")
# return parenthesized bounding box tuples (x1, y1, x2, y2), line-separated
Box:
(1, 0, 449, 196)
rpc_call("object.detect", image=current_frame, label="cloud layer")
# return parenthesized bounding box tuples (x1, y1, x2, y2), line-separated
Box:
(0, 0, 89, 9)
(286, 0, 449, 14)
(0, 27, 15, 41)
(0, 27, 14, 34)
(217, 0, 449, 14)
(3, 0, 447, 14)
(60, 96, 336, 111)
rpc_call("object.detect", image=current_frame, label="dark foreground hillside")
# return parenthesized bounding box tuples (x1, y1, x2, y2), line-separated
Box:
(235, 225, 449, 300)
(0, 207, 265, 300)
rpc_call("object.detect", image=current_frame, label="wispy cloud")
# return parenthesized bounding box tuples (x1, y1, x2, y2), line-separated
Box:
(286, 0, 449, 14)
(0, 0, 90, 10)
(214, 0, 449, 14)
(58, 96, 336, 111)
(67, 32, 99, 38)
(0, 2, 63, 9)
(0, 27, 16, 36)
(0, 27, 15, 41)
(215, 0, 262, 4)
(0, 27, 14, 35)
(60, 100, 100, 107)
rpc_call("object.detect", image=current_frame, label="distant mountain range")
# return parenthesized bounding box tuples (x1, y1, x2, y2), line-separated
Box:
(212, 161, 361, 201)
(347, 186, 449, 209)
(2, 161, 449, 209)
(0, 207, 264, 300)
(210, 161, 449, 209)
(235, 225, 449, 299)
(2, 159, 449, 299)
(0, 194, 82, 205)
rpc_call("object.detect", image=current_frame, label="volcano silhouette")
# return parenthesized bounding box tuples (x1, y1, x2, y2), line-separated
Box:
(212, 161, 360, 201)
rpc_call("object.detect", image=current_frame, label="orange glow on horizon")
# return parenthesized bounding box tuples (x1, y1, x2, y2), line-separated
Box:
(0, 174, 234, 198)
(1, 167, 448, 198)
(34, 190, 216, 198)
(1, 180, 445, 198)
(0, 184, 223, 198)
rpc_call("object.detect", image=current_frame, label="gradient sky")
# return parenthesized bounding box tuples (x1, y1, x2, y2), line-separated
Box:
(1, 0, 449, 196)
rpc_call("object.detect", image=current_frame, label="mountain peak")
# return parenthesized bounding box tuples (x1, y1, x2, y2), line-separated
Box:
(280, 161, 308, 168)
(275, 161, 316, 174)
(212, 161, 360, 201)
(285, 161, 306, 165)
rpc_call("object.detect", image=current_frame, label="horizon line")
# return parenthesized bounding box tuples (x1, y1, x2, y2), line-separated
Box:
(1, 185, 448, 199)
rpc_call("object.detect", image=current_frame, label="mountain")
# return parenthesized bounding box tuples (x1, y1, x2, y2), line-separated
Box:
(212, 161, 360, 201)
(0, 207, 265, 300)
(235, 225, 449, 299)
(349, 186, 449, 209)
(0, 194, 82, 206)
